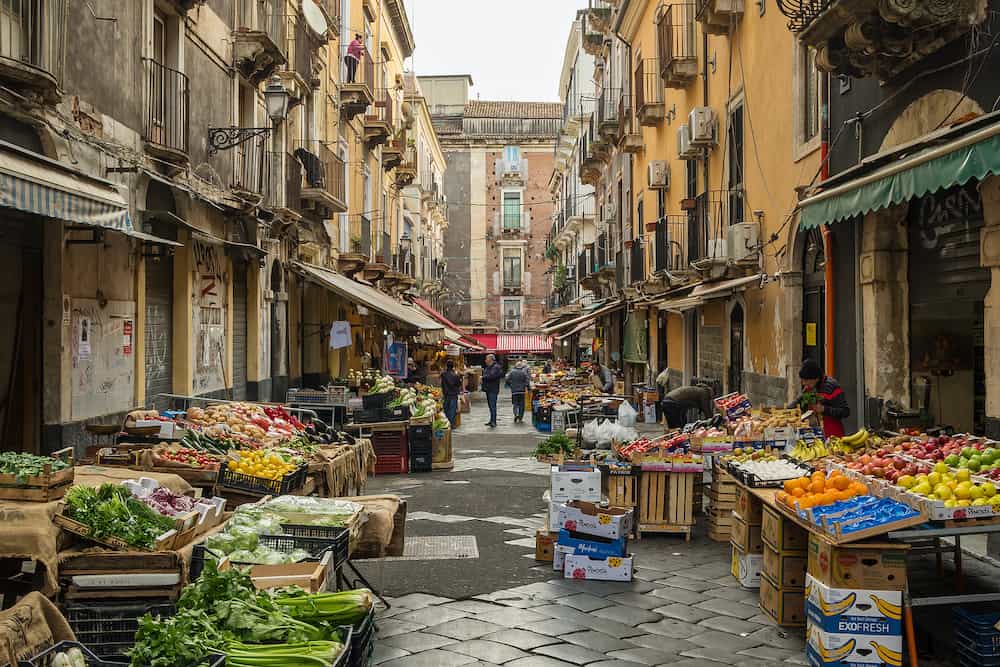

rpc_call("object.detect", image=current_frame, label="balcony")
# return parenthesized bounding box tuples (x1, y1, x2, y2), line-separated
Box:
(618, 94, 643, 153)
(629, 238, 645, 284)
(142, 58, 189, 163)
(383, 135, 404, 171)
(316, 0, 341, 33)
(233, 0, 287, 85)
(341, 45, 374, 120)
(776, 0, 986, 79)
(587, 0, 614, 34)
(364, 90, 393, 148)
(581, 13, 605, 56)
(231, 135, 270, 197)
(696, 0, 744, 35)
(597, 87, 621, 140)
(0, 0, 66, 102)
(494, 209, 530, 237)
(395, 145, 417, 187)
(291, 140, 347, 215)
(495, 156, 528, 183)
(654, 215, 695, 279)
(580, 118, 606, 186)
(658, 3, 699, 87)
(634, 58, 664, 126)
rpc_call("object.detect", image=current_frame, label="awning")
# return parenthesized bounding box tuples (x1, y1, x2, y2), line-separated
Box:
(412, 298, 486, 351)
(689, 273, 761, 299)
(800, 114, 1000, 229)
(541, 299, 625, 335)
(555, 318, 596, 341)
(294, 262, 444, 339)
(470, 334, 553, 354)
(0, 141, 177, 246)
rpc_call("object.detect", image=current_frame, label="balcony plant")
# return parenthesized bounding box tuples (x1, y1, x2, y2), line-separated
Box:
(553, 264, 568, 291)
(545, 244, 560, 262)
(350, 235, 362, 253)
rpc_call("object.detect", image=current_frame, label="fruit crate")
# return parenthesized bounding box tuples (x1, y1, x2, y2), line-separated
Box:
(726, 458, 812, 488)
(362, 392, 394, 409)
(408, 424, 433, 441)
(353, 408, 385, 424)
(410, 453, 432, 473)
(259, 530, 350, 569)
(953, 607, 1000, 664)
(216, 462, 308, 496)
(350, 606, 376, 667)
(381, 405, 411, 421)
(64, 601, 175, 660)
(276, 523, 351, 569)
(0, 447, 75, 502)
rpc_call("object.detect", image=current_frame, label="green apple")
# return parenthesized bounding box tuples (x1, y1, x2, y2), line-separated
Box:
(944, 454, 961, 467)
(962, 447, 978, 459)
(934, 484, 954, 500)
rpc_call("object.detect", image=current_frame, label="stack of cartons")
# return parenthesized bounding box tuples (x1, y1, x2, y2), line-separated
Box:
(730, 486, 763, 588)
(706, 460, 737, 541)
(759, 504, 809, 627)
(805, 535, 907, 667)
(554, 500, 634, 581)
(536, 464, 603, 562)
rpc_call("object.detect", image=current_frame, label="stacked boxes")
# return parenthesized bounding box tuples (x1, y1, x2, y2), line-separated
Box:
(706, 461, 737, 541)
(537, 464, 603, 561)
(546, 465, 635, 581)
(408, 425, 433, 472)
(759, 504, 809, 626)
(805, 535, 907, 667)
(730, 485, 763, 589)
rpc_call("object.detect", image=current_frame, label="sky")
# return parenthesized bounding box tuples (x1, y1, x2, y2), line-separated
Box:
(405, 0, 583, 103)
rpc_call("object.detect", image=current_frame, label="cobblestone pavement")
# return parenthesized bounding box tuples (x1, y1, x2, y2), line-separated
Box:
(359, 391, 977, 666)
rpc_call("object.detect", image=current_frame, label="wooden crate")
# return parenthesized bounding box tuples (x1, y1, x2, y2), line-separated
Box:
(0, 447, 75, 501)
(637, 471, 696, 540)
(604, 473, 638, 509)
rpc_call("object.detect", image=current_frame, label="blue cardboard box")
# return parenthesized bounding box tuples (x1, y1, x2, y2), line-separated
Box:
(557, 529, 626, 559)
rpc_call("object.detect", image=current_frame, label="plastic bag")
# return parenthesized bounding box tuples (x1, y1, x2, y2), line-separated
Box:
(596, 419, 616, 449)
(581, 419, 600, 446)
(618, 401, 638, 428)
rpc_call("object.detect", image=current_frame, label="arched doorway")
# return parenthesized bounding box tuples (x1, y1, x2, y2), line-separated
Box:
(144, 182, 178, 408)
(802, 227, 825, 367)
(729, 303, 744, 394)
(269, 260, 287, 402)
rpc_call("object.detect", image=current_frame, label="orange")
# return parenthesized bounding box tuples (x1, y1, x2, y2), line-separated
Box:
(809, 480, 826, 494)
(828, 469, 843, 478)
(832, 476, 851, 491)
(776, 491, 789, 505)
(783, 479, 797, 494)
(797, 496, 816, 509)
(792, 476, 811, 490)
(790, 487, 806, 498)
(837, 489, 856, 501)
(851, 481, 869, 495)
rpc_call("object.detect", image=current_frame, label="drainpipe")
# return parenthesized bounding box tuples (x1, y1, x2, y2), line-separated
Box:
(819, 72, 835, 377)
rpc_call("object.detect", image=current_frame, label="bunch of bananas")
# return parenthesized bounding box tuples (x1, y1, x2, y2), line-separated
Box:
(791, 438, 830, 462)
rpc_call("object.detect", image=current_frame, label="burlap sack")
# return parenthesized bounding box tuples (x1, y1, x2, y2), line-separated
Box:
(340, 495, 402, 558)
(0, 592, 75, 667)
(74, 465, 194, 495)
(0, 500, 62, 596)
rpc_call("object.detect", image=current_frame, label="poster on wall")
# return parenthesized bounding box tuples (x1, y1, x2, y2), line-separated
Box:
(385, 340, 407, 378)
(77, 317, 91, 360)
(122, 319, 133, 355)
(330, 321, 351, 350)
(71, 299, 135, 420)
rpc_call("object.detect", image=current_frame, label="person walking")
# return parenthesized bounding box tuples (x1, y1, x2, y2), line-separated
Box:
(345, 34, 363, 83)
(482, 354, 503, 428)
(506, 360, 531, 424)
(789, 358, 850, 437)
(441, 360, 463, 427)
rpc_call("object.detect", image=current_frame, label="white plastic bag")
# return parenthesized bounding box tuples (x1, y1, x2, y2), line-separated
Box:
(613, 424, 638, 443)
(581, 419, 600, 447)
(618, 401, 638, 428)
(596, 419, 616, 449)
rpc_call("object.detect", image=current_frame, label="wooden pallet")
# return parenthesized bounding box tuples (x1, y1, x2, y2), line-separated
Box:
(637, 470, 696, 541)
(0, 447, 75, 501)
(605, 474, 638, 508)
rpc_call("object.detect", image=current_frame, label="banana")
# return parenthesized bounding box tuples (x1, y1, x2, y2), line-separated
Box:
(870, 594, 902, 621)
(818, 591, 857, 616)
(870, 640, 903, 666)
(842, 429, 868, 446)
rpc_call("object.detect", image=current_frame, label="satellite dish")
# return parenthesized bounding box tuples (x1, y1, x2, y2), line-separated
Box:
(302, 0, 329, 37)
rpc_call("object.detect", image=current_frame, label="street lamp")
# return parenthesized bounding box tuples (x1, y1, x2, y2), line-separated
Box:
(264, 75, 290, 123)
(208, 76, 290, 154)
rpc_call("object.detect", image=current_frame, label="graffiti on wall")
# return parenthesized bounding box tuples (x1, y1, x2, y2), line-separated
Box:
(192, 239, 228, 392)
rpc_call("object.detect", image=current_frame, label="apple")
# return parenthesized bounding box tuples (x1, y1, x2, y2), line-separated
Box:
(893, 459, 907, 470)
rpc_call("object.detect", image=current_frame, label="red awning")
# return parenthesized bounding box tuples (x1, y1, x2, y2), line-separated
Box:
(471, 334, 552, 354)
(411, 298, 486, 350)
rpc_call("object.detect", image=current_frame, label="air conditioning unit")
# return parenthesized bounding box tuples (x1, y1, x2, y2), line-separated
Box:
(648, 161, 669, 189)
(677, 124, 698, 159)
(689, 107, 717, 146)
(727, 222, 760, 262)
(504, 319, 521, 330)
(706, 238, 728, 262)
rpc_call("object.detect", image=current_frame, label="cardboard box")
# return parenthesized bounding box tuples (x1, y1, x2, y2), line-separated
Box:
(735, 486, 763, 525)
(807, 534, 908, 591)
(763, 544, 807, 589)
(535, 530, 555, 562)
(730, 512, 764, 554)
(550, 465, 602, 503)
(804, 574, 903, 636)
(553, 544, 574, 571)
(730, 544, 763, 589)
(557, 529, 626, 559)
(557, 501, 633, 539)
(762, 504, 808, 552)
(563, 553, 634, 581)
(759, 574, 806, 626)
(806, 624, 903, 666)
(547, 501, 564, 532)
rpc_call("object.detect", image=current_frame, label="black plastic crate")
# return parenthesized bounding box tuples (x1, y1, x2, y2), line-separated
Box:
(19, 641, 129, 667)
(259, 530, 350, 569)
(216, 462, 308, 496)
(408, 438, 432, 455)
(362, 392, 394, 409)
(381, 405, 411, 421)
(408, 424, 432, 441)
(350, 607, 376, 667)
(410, 454, 432, 472)
(353, 408, 385, 424)
(64, 601, 175, 660)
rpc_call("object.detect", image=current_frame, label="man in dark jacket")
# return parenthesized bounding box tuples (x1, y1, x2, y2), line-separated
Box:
(441, 360, 463, 427)
(591, 362, 615, 393)
(662, 384, 714, 428)
(789, 358, 849, 437)
(482, 354, 504, 428)
(506, 361, 532, 423)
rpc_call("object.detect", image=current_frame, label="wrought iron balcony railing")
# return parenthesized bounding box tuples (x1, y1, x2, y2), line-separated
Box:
(142, 58, 189, 155)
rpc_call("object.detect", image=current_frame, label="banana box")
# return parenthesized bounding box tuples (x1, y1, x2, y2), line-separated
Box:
(804, 575, 903, 636)
(730, 544, 762, 588)
(557, 501, 633, 539)
(806, 624, 904, 666)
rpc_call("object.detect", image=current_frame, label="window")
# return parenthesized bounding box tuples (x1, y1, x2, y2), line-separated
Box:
(503, 299, 522, 329)
(727, 104, 745, 225)
(657, 190, 665, 221)
(504, 146, 520, 163)
(802, 46, 820, 143)
(502, 191, 521, 230)
(502, 248, 522, 288)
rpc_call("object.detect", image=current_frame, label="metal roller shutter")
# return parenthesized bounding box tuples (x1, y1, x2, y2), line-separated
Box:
(232, 261, 248, 400)
(144, 256, 173, 407)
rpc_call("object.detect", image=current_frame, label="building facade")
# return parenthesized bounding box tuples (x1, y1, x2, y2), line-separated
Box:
(0, 0, 451, 454)
(420, 76, 562, 339)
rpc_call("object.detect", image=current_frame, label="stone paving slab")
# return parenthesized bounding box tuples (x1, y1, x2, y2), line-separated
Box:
(505, 657, 576, 667)
(589, 603, 662, 626)
(379, 631, 455, 653)
(378, 648, 478, 666)
(477, 606, 553, 627)
(558, 629, 635, 653)
(555, 593, 614, 612)
(480, 628, 562, 651)
(532, 642, 610, 665)
(424, 618, 507, 641)
(606, 646, 682, 665)
(603, 591, 667, 610)
(525, 618, 591, 637)
(444, 639, 532, 663)
(392, 605, 469, 627)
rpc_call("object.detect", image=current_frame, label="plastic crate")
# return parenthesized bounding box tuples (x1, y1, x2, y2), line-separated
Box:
(349, 607, 376, 667)
(374, 454, 408, 475)
(362, 392, 394, 409)
(381, 406, 411, 421)
(259, 531, 350, 569)
(410, 454, 432, 472)
(64, 602, 175, 660)
(277, 523, 351, 569)
(353, 408, 385, 424)
(408, 424, 432, 441)
(954, 607, 1000, 658)
(216, 463, 308, 496)
(19, 641, 129, 666)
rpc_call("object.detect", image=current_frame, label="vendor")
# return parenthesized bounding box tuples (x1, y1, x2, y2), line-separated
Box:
(404, 358, 427, 385)
(789, 358, 849, 437)
(590, 362, 615, 394)
(661, 384, 714, 428)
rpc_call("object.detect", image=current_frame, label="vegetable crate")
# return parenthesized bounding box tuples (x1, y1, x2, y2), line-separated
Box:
(953, 607, 1000, 667)
(350, 606, 376, 667)
(0, 447, 75, 502)
(216, 463, 308, 496)
(53, 509, 184, 552)
(63, 601, 175, 660)
(19, 640, 136, 667)
(637, 470, 697, 541)
(362, 392, 394, 409)
(271, 523, 351, 571)
(372, 431, 408, 475)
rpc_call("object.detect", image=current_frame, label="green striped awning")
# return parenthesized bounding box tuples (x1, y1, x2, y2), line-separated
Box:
(800, 123, 1000, 230)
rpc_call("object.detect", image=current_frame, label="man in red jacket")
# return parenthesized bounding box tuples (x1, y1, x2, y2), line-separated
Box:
(790, 358, 850, 437)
